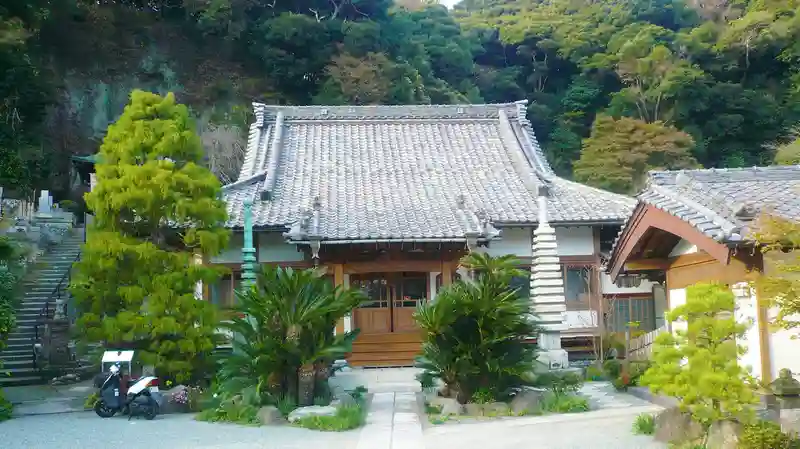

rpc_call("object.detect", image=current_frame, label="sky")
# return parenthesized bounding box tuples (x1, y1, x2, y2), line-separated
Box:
(438, 0, 459, 7)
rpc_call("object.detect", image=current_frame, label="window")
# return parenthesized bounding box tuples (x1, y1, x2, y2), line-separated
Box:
(209, 275, 235, 308)
(607, 296, 656, 332)
(399, 272, 427, 306)
(509, 267, 531, 299)
(351, 274, 389, 309)
(563, 266, 590, 302)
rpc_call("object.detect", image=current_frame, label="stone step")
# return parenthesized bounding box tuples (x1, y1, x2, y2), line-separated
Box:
(0, 375, 44, 388)
(0, 358, 34, 368)
(1, 347, 33, 356)
(0, 352, 33, 362)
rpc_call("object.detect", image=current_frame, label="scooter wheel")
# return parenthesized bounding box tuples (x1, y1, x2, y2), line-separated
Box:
(143, 397, 158, 420)
(94, 400, 116, 418)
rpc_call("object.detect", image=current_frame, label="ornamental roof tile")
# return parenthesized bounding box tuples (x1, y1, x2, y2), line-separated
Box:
(222, 101, 634, 241)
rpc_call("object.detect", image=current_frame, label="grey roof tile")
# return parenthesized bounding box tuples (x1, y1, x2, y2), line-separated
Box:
(609, 166, 800, 259)
(222, 101, 635, 241)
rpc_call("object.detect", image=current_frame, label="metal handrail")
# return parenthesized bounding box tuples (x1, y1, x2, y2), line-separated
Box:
(32, 227, 84, 369)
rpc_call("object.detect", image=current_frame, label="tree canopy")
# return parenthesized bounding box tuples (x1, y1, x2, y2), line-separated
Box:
(4, 0, 800, 195)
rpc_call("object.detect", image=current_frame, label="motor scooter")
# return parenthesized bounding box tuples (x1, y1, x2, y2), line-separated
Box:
(94, 363, 160, 420)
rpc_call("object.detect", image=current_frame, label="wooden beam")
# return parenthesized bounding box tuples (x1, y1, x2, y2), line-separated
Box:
(609, 203, 731, 279)
(333, 264, 345, 335)
(624, 258, 670, 271)
(442, 262, 453, 287)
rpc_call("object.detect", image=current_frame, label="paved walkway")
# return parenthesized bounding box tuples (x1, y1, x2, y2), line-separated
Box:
(357, 392, 424, 449)
(4, 380, 92, 416)
(2, 412, 360, 449)
(425, 406, 667, 449)
(578, 382, 656, 410)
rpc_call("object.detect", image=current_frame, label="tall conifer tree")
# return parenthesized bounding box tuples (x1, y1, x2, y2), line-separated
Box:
(71, 90, 230, 382)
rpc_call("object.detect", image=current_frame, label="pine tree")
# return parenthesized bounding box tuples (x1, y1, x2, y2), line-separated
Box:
(641, 283, 758, 436)
(70, 90, 230, 383)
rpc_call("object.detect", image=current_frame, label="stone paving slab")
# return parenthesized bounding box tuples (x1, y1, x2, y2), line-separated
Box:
(578, 382, 655, 410)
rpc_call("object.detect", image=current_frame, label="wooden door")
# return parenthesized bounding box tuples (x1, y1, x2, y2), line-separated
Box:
(352, 277, 391, 334)
(392, 273, 426, 333)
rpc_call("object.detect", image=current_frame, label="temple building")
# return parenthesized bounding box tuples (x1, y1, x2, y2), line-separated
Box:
(211, 101, 648, 367)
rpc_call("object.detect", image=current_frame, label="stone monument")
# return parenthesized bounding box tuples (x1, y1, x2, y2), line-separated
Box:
(530, 184, 569, 371)
(37, 190, 53, 216)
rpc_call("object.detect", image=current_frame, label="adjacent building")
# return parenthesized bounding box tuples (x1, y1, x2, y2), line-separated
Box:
(607, 166, 800, 383)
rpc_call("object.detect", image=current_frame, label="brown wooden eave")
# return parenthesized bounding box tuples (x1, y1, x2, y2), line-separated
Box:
(608, 203, 732, 280)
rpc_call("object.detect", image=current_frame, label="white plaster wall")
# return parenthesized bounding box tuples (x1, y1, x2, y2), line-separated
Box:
(732, 283, 763, 380)
(486, 228, 532, 258)
(555, 227, 595, 256)
(565, 310, 597, 330)
(487, 226, 595, 258)
(257, 232, 304, 262)
(210, 231, 244, 263)
(600, 273, 658, 295)
(767, 309, 800, 381)
(669, 239, 698, 257)
(669, 288, 687, 334)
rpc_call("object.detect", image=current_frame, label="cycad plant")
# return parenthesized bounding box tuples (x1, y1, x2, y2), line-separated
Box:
(414, 253, 538, 403)
(217, 265, 365, 407)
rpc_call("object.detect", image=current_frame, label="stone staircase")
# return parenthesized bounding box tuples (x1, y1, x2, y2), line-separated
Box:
(0, 228, 84, 387)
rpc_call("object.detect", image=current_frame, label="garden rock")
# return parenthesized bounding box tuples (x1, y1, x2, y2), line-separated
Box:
(484, 402, 510, 416)
(287, 405, 337, 423)
(331, 392, 356, 408)
(780, 408, 800, 435)
(510, 390, 544, 415)
(706, 420, 741, 449)
(429, 397, 462, 416)
(464, 403, 483, 416)
(654, 407, 703, 444)
(257, 406, 284, 425)
(160, 385, 188, 414)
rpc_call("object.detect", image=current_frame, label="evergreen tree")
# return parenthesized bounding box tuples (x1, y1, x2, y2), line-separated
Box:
(641, 283, 758, 439)
(70, 90, 230, 383)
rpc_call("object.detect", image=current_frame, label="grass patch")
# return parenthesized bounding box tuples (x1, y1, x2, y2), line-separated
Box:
(294, 404, 366, 432)
(538, 394, 590, 414)
(0, 389, 12, 422)
(84, 392, 100, 410)
(632, 413, 656, 435)
(195, 399, 260, 426)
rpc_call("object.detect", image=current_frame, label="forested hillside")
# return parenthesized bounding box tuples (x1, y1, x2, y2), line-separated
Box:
(2, 0, 799, 200)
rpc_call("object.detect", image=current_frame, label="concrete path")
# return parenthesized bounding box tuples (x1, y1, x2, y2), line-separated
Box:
(4, 380, 93, 416)
(578, 381, 656, 410)
(425, 405, 667, 449)
(356, 392, 424, 449)
(2, 412, 360, 449)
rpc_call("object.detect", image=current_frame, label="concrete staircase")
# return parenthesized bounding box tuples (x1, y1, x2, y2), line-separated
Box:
(0, 228, 84, 387)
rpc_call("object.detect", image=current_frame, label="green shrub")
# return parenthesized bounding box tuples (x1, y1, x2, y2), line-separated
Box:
(471, 387, 495, 404)
(84, 392, 100, 410)
(539, 394, 590, 413)
(534, 371, 584, 395)
(294, 404, 366, 431)
(603, 359, 623, 379)
(414, 254, 538, 404)
(348, 386, 368, 403)
(195, 398, 260, 425)
(276, 395, 298, 417)
(632, 413, 655, 435)
(584, 363, 606, 381)
(740, 420, 798, 449)
(0, 389, 12, 422)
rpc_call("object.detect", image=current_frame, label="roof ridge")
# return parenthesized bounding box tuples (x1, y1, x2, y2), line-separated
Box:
(251, 101, 528, 121)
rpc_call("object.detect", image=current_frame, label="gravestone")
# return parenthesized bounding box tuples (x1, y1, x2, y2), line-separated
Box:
(38, 190, 53, 215)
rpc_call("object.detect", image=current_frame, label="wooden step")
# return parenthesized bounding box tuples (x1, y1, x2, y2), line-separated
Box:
(354, 332, 422, 344)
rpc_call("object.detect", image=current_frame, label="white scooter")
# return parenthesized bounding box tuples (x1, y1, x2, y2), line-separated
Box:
(94, 364, 160, 420)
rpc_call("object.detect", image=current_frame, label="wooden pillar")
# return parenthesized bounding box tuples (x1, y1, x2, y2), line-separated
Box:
(334, 264, 345, 335)
(442, 262, 453, 287)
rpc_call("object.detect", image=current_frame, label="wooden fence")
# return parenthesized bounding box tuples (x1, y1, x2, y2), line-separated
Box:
(628, 325, 668, 361)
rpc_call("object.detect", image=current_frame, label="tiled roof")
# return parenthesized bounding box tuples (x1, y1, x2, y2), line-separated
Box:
(613, 166, 800, 251)
(222, 101, 634, 241)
